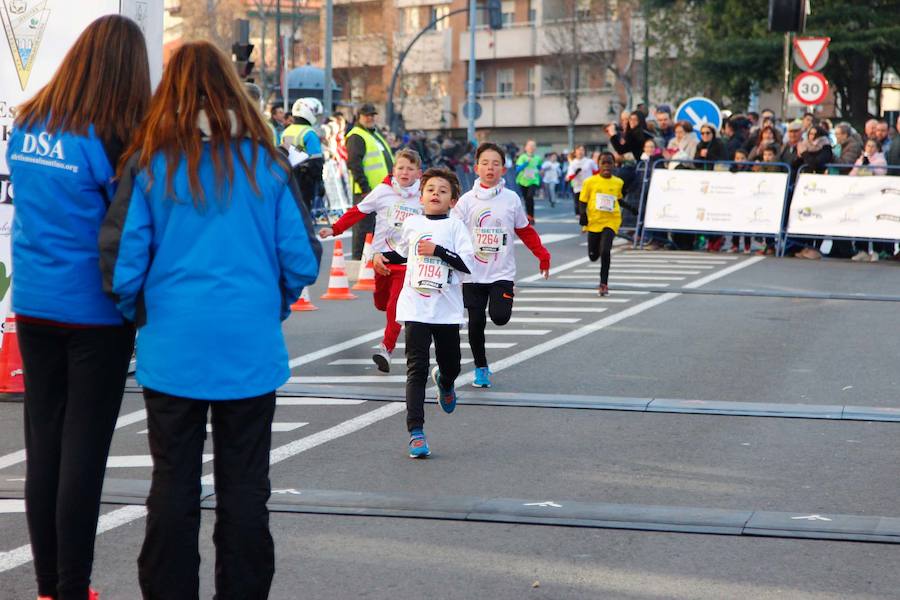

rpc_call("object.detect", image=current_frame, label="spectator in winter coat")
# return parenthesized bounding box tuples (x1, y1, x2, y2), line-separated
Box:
(664, 121, 698, 168)
(833, 123, 863, 168)
(723, 116, 751, 160)
(608, 111, 652, 160)
(654, 107, 675, 146)
(747, 125, 780, 161)
(875, 120, 892, 155)
(888, 116, 900, 167)
(849, 139, 888, 176)
(695, 125, 726, 168)
(796, 126, 833, 174)
(777, 120, 803, 167)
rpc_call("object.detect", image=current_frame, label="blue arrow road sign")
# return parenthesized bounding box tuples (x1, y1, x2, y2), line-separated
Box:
(675, 97, 722, 134)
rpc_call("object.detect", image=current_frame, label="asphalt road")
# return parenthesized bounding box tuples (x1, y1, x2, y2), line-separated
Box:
(1, 200, 899, 599)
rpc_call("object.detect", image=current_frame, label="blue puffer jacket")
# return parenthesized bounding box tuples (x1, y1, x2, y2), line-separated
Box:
(100, 140, 321, 400)
(6, 122, 124, 324)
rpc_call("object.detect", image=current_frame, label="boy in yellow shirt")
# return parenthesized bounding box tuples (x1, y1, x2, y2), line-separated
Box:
(579, 152, 624, 296)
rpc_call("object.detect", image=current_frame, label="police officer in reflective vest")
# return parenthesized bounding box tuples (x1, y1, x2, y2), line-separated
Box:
(281, 98, 324, 211)
(346, 103, 394, 259)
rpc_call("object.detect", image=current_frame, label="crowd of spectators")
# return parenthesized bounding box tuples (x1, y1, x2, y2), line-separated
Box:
(289, 100, 900, 262)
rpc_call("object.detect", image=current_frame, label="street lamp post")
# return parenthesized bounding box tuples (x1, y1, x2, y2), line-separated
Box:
(324, 0, 333, 118)
(466, 0, 477, 144)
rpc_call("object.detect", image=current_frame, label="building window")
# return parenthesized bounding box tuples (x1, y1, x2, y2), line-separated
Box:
(497, 68, 514, 98)
(526, 66, 536, 94)
(528, 0, 538, 23)
(576, 0, 590, 19)
(501, 0, 515, 26)
(400, 7, 420, 34)
(347, 9, 364, 37)
(476, 70, 485, 97)
(431, 5, 450, 31)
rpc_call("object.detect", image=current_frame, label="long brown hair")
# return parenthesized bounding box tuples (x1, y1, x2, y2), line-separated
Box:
(16, 15, 150, 146)
(122, 41, 281, 204)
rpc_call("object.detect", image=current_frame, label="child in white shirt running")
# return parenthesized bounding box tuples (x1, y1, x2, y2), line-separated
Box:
(376, 168, 475, 458)
(453, 142, 551, 389)
(319, 149, 422, 372)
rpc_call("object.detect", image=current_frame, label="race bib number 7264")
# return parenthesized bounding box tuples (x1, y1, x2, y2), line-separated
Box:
(473, 227, 507, 254)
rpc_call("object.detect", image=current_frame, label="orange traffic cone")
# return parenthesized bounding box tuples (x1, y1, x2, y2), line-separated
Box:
(291, 287, 319, 311)
(320, 240, 357, 300)
(0, 313, 25, 401)
(352, 233, 377, 291)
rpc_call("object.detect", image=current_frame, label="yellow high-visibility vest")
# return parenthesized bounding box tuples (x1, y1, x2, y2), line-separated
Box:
(346, 125, 393, 194)
(281, 123, 314, 150)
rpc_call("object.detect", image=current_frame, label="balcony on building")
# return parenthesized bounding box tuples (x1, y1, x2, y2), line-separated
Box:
(332, 35, 388, 68)
(458, 18, 620, 61)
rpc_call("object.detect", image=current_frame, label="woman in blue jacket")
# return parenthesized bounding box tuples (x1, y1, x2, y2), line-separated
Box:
(99, 41, 321, 599)
(6, 15, 150, 600)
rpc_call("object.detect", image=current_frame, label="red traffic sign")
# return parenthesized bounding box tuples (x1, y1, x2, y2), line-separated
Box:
(793, 37, 830, 71)
(793, 72, 829, 106)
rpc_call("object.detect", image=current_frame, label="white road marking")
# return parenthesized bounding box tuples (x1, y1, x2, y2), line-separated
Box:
(0, 500, 25, 514)
(682, 257, 764, 288)
(505, 297, 628, 303)
(459, 329, 551, 336)
(517, 288, 640, 295)
(382, 342, 516, 349)
(509, 317, 581, 323)
(575, 268, 702, 275)
(512, 306, 609, 313)
(329, 358, 474, 366)
(276, 398, 366, 406)
(620, 252, 738, 260)
(106, 455, 214, 468)
(0, 407, 148, 472)
(288, 376, 407, 384)
(288, 329, 384, 368)
(515, 233, 579, 245)
(557, 275, 684, 281)
(136, 423, 309, 434)
(519, 256, 590, 283)
(609, 261, 716, 268)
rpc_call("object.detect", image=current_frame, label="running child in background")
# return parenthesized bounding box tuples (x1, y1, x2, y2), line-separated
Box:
(579, 152, 624, 296)
(566, 145, 598, 216)
(454, 142, 551, 389)
(376, 168, 474, 458)
(515, 139, 542, 224)
(319, 149, 423, 372)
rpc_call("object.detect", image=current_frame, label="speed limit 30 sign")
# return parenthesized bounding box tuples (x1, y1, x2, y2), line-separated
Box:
(792, 71, 828, 106)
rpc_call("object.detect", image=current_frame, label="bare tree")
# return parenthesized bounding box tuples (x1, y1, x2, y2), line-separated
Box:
(541, 0, 639, 149)
(179, 0, 245, 51)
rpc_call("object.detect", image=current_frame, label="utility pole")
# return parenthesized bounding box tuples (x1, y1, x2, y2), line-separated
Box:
(781, 32, 791, 121)
(276, 0, 282, 101)
(324, 0, 333, 118)
(642, 0, 649, 108)
(466, 0, 476, 144)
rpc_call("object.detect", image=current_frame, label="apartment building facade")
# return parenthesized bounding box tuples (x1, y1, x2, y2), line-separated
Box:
(327, 0, 648, 146)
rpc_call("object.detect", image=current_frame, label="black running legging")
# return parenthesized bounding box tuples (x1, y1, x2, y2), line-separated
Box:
(588, 228, 615, 285)
(464, 281, 514, 368)
(522, 185, 538, 218)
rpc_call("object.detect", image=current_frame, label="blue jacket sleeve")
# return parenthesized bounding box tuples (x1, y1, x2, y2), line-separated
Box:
(277, 171, 323, 319)
(302, 130, 322, 156)
(99, 155, 153, 325)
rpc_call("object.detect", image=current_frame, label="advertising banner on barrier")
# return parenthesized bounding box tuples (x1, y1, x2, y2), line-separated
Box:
(0, 1, 162, 343)
(787, 173, 900, 241)
(643, 169, 789, 235)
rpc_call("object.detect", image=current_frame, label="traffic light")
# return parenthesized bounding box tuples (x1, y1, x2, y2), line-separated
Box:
(232, 19, 255, 80)
(487, 0, 503, 30)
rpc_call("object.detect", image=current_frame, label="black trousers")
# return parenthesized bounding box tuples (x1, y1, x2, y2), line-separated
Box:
(588, 228, 615, 285)
(351, 192, 376, 260)
(404, 322, 461, 432)
(138, 389, 276, 600)
(18, 320, 135, 600)
(463, 281, 514, 368)
(521, 185, 538, 218)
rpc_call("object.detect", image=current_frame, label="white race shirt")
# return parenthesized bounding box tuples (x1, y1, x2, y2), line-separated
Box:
(566, 157, 598, 193)
(453, 179, 529, 284)
(356, 179, 422, 253)
(394, 215, 475, 325)
(540, 161, 560, 184)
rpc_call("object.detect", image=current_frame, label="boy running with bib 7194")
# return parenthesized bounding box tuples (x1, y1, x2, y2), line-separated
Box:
(376, 168, 474, 458)
(319, 149, 422, 372)
(453, 142, 551, 389)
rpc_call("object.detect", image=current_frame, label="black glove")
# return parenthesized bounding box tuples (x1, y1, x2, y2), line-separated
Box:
(579, 212, 588, 226)
(574, 167, 582, 176)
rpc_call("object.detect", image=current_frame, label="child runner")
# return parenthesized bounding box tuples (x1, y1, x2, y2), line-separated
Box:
(579, 152, 624, 296)
(319, 149, 423, 372)
(376, 168, 474, 457)
(515, 139, 542, 224)
(454, 142, 551, 388)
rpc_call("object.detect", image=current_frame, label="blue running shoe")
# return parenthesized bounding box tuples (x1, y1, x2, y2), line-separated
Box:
(431, 366, 458, 413)
(472, 366, 492, 388)
(408, 429, 431, 458)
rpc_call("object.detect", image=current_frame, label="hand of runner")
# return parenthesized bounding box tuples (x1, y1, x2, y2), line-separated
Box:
(417, 240, 437, 256)
(318, 227, 334, 239)
(372, 253, 391, 276)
